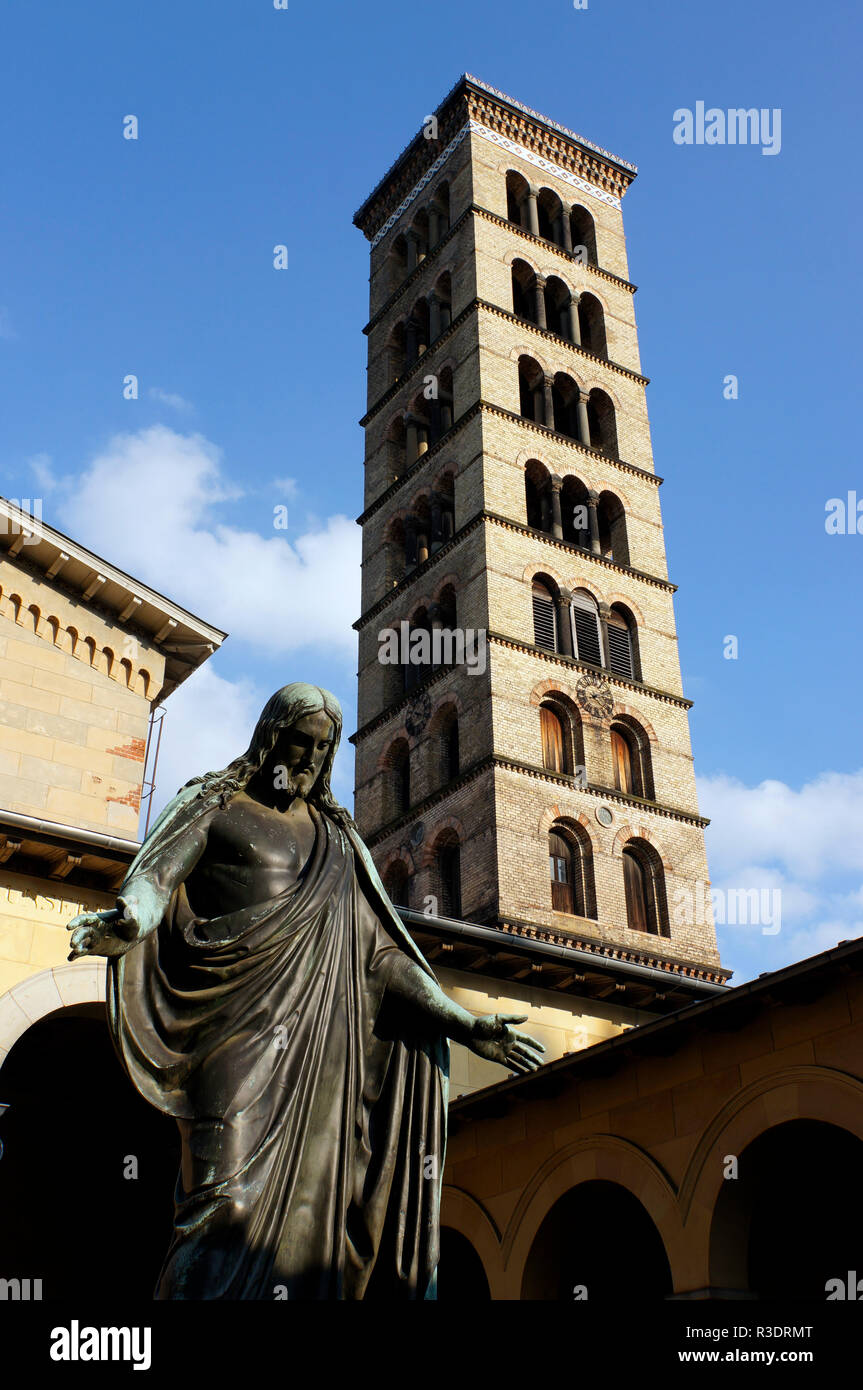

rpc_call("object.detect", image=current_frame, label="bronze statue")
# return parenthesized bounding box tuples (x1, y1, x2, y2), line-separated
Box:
(67, 683, 544, 1299)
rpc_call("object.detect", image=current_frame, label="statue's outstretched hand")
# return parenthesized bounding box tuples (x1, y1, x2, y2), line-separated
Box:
(468, 1013, 545, 1075)
(67, 902, 139, 961)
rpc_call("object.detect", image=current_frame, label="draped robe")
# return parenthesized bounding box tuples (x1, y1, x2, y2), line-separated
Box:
(107, 782, 448, 1300)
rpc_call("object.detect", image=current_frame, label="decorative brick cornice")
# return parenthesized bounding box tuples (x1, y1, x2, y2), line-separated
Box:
(361, 296, 647, 431)
(364, 207, 471, 334)
(483, 512, 676, 592)
(491, 757, 708, 828)
(486, 631, 693, 710)
(360, 300, 472, 428)
(477, 299, 648, 386)
(354, 512, 485, 631)
(495, 916, 729, 985)
(363, 754, 496, 846)
(354, 76, 636, 244)
(358, 398, 661, 528)
(472, 206, 637, 293)
(354, 509, 674, 634)
(479, 401, 661, 484)
(352, 633, 692, 750)
(362, 202, 635, 342)
(357, 403, 482, 526)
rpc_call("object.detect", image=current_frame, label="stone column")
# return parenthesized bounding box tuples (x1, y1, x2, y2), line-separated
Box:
(405, 318, 419, 365)
(406, 230, 419, 273)
(405, 516, 418, 569)
(576, 388, 591, 447)
(439, 396, 453, 433)
(543, 376, 556, 430)
(428, 209, 440, 247)
(568, 293, 582, 346)
(532, 275, 547, 331)
(406, 415, 428, 465)
(525, 188, 540, 238)
(439, 299, 452, 332)
(561, 210, 573, 254)
(430, 492, 443, 552)
(549, 475, 564, 540)
(556, 588, 574, 657)
(587, 491, 601, 554)
(598, 603, 612, 669)
(428, 294, 441, 343)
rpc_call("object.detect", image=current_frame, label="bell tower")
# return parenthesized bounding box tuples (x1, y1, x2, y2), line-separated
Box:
(352, 76, 728, 1094)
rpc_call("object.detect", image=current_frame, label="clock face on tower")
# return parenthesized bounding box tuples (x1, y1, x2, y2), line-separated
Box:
(405, 689, 431, 738)
(575, 674, 614, 719)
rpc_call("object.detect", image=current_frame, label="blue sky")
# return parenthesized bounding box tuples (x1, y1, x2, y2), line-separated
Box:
(1, 0, 861, 981)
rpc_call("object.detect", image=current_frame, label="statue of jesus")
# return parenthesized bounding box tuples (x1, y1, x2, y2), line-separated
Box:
(67, 683, 544, 1300)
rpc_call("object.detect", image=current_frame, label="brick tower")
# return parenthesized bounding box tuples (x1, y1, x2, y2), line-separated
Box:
(352, 76, 729, 1094)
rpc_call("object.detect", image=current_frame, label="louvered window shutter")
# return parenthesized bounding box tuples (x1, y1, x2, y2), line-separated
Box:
(606, 615, 634, 678)
(532, 590, 557, 651)
(571, 591, 602, 666)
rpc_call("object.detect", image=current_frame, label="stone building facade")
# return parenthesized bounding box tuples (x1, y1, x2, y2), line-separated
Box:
(0, 496, 224, 1013)
(352, 76, 729, 1094)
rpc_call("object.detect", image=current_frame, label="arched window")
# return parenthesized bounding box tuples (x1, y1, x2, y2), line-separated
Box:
(444, 719, 459, 781)
(596, 491, 629, 565)
(525, 459, 552, 532)
(622, 839, 669, 936)
(570, 589, 603, 666)
(610, 718, 653, 800)
(561, 475, 591, 548)
(506, 170, 530, 227)
(430, 703, 460, 788)
(548, 824, 597, 918)
(518, 355, 545, 423)
(437, 838, 462, 918)
(540, 705, 566, 772)
(511, 259, 535, 321)
(544, 276, 572, 340)
(611, 726, 635, 795)
(532, 579, 558, 651)
(383, 861, 410, 908)
(537, 188, 564, 247)
(552, 373, 580, 439)
(570, 205, 597, 266)
(578, 293, 607, 357)
(388, 739, 411, 817)
(587, 389, 618, 457)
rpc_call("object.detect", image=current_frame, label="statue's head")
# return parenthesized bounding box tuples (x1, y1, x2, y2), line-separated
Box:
(196, 682, 350, 823)
(245, 683, 342, 803)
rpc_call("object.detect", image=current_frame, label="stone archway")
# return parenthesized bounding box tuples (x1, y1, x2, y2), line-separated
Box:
(0, 965, 179, 1302)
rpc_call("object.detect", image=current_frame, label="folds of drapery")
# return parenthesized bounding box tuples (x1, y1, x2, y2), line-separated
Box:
(107, 785, 448, 1300)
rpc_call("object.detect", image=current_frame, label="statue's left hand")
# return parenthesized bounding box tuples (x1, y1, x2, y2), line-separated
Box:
(468, 1013, 545, 1074)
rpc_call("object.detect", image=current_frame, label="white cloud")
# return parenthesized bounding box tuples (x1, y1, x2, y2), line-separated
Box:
(58, 425, 360, 657)
(145, 664, 262, 824)
(699, 770, 863, 977)
(148, 387, 194, 413)
(273, 476, 299, 498)
(699, 770, 863, 879)
(0, 308, 16, 341)
(28, 452, 58, 492)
